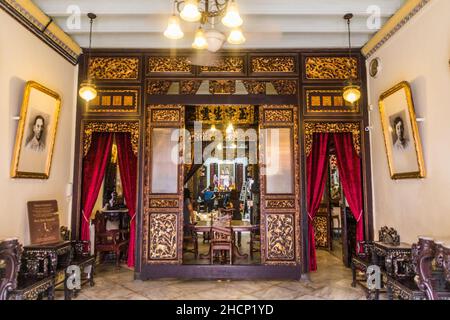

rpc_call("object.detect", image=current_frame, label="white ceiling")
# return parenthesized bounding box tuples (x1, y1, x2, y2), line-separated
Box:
(34, 0, 406, 49)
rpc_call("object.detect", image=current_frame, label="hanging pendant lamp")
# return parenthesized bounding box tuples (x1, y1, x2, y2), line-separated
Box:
(342, 13, 361, 104)
(79, 13, 98, 102)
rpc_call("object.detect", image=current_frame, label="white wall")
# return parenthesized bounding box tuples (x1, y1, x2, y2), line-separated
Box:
(0, 10, 77, 244)
(367, 0, 450, 244)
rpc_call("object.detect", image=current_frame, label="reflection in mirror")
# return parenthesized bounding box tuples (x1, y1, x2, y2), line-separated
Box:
(151, 128, 179, 194)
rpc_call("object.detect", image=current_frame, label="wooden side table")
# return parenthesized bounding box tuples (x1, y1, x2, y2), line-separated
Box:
(371, 242, 414, 278)
(22, 241, 73, 277)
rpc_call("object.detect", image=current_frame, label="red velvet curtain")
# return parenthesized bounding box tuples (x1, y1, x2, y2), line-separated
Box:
(81, 132, 113, 241)
(306, 133, 330, 271)
(116, 133, 137, 268)
(333, 133, 364, 251)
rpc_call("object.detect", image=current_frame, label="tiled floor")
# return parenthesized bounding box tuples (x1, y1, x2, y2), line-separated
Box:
(56, 250, 366, 300)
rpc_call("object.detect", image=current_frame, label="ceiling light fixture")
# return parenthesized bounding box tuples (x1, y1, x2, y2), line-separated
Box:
(342, 13, 361, 104)
(165, 0, 245, 52)
(79, 13, 97, 102)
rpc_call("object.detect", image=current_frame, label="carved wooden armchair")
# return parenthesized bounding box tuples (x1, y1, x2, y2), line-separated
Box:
(210, 215, 233, 265)
(0, 238, 22, 300)
(183, 224, 199, 259)
(93, 211, 129, 266)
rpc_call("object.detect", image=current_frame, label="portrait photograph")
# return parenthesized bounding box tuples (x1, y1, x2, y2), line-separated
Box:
(378, 81, 425, 179)
(11, 81, 61, 179)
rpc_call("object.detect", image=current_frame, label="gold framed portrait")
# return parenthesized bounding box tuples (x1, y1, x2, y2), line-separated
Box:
(379, 81, 425, 179)
(11, 81, 61, 179)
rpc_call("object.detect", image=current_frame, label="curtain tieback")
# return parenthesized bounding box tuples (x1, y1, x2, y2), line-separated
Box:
(357, 210, 363, 222)
(82, 210, 90, 223)
(130, 214, 136, 221)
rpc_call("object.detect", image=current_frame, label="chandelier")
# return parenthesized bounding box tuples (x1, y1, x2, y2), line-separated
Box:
(164, 0, 245, 52)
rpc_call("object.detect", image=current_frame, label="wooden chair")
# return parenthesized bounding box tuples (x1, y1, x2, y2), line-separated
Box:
(93, 211, 129, 267)
(210, 215, 233, 265)
(183, 224, 199, 259)
(0, 238, 22, 300)
(218, 208, 234, 218)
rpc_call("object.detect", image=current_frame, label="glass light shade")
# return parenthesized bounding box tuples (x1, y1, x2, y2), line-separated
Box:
(343, 84, 361, 103)
(227, 28, 245, 45)
(180, 0, 201, 22)
(221, 1, 243, 28)
(192, 27, 208, 50)
(79, 80, 97, 102)
(210, 124, 216, 131)
(205, 29, 225, 52)
(226, 123, 234, 133)
(164, 15, 184, 39)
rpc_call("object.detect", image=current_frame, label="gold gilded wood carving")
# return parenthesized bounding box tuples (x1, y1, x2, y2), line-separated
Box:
(305, 57, 358, 80)
(149, 213, 178, 260)
(180, 80, 202, 95)
(151, 109, 180, 122)
(196, 105, 254, 125)
(259, 105, 300, 265)
(88, 57, 139, 80)
(147, 81, 172, 95)
(304, 122, 360, 156)
(209, 80, 236, 94)
(272, 80, 297, 95)
(88, 89, 139, 113)
(251, 57, 296, 73)
(266, 214, 295, 260)
(314, 216, 328, 248)
(149, 199, 179, 208)
(306, 89, 359, 113)
(83, 122, 139, 157)
(264, 108, 293, 123)
(200, 57, 244, 73)
(148, 57, 191, 73)
(243, 81, 266, 94)
(266, 200, 295, 209)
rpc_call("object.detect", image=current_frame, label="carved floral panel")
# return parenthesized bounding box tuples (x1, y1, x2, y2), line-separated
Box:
(88, 57, 140, 80)
(305, 57, 358, 80)
(266, 214, 295, 260)
(149, 213, 178, 260)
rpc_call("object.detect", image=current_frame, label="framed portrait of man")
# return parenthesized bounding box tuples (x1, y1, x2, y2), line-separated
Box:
(378, 81, 425, 179)
(11, 81, 61, 179)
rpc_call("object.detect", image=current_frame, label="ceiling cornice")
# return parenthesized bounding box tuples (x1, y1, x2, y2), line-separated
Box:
(0, 0, 82, 65)
(362, 0, 431, 58)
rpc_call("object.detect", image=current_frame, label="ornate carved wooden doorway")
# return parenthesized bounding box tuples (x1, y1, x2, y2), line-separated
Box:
(141, 104, 301, 279)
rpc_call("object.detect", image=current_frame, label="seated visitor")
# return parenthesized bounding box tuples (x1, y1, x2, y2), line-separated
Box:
(203, 186, 215, 212)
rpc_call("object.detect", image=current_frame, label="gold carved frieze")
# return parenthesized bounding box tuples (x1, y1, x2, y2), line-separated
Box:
(266, 214, 295, 261)
(180, 80, 202, 95)
(149, 199, 179, 208)
(304, 122, 361, 156)
(147, 56, 192, 74)
(151, 109, 180, 123)
(263, 108, 293, 123)
(209, 80, 235, 94)
(271, 80, 297, 95)
(149, 213, 178, 260)
(251, 56, 296, 73)
(266, 200, 295, 209)
(196, 105, 254, 125)
(88, 89, 139, 113)
(306, 89, 359, 113)
(88, 57, 140, 80)
(243, 81, 266, 94)
(305, 57, 358, 80)
(147, 81, 172, 95)
(199, 57, 244, 73)
(83, 121, 139, 157)
(314, 216, 328, 248)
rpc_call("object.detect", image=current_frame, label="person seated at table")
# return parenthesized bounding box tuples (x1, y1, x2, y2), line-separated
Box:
(203, 186, 216, 212)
